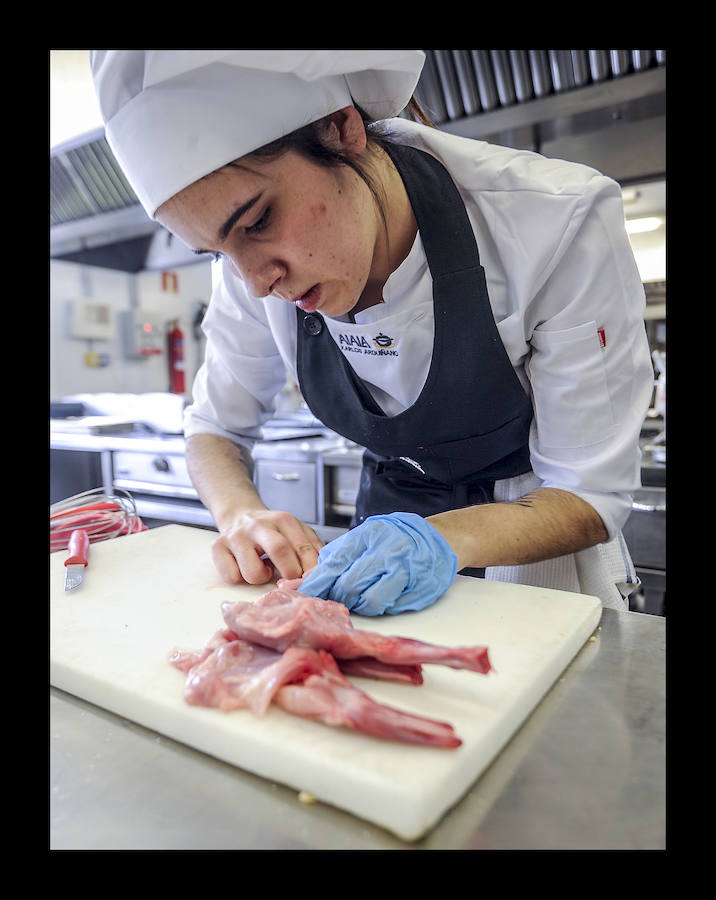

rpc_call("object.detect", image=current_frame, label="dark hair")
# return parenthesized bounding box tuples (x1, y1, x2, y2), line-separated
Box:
(237, 96, 436, 233)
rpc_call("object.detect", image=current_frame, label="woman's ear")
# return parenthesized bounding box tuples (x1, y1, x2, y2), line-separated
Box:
(324, 106, 368, 156)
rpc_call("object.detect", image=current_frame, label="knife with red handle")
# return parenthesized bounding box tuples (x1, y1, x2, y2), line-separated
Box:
(64, 529, 90, 591)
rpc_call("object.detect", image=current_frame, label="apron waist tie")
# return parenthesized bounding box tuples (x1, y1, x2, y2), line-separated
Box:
(373, 457, 495, 509)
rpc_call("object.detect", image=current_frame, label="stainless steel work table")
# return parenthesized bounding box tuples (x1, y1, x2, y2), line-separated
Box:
(50, 606, 665, 850)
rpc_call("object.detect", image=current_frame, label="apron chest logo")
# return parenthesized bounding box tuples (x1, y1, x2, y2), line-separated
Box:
(339, 333, 371, 349)
(338, 332, 398, 357)
(373, 332, 395, 349)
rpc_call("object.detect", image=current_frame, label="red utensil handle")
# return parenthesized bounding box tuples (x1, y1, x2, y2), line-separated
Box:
(65, 529, 90, 567)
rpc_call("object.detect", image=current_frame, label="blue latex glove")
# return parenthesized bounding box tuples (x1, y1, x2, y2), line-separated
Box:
(298, 512, 459, 616)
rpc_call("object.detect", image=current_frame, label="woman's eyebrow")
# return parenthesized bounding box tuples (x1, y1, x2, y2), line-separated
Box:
(192, 193, 263, 255)
(218, 194, 263, 240)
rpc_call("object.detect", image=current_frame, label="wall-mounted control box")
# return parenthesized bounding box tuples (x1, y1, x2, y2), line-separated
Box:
(120, 309, 164, 358)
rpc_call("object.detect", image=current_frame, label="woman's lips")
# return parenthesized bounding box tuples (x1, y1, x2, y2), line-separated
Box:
(295, 284, 321, 313)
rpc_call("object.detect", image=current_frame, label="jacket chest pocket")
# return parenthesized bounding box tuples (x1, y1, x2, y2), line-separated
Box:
(528, 320, 616, 449)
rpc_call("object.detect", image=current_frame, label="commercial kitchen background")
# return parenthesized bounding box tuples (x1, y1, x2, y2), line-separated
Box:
(49, 49, 666, 615)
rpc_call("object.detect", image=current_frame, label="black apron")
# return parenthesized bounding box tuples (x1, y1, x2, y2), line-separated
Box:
(295, 142, 533, 564)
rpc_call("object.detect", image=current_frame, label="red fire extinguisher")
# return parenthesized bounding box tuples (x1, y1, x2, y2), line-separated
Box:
(168, 320, 186, 394)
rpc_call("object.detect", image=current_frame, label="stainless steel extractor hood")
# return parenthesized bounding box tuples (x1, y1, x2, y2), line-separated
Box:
(50, 127, 198, 272)
(414, 50, 666, 183)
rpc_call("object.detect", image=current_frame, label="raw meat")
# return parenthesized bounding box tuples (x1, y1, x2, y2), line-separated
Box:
(169, 633, 461, 747)
(336, 657, 423, 685)
(170, 629, 325, 715)
(170, 629, 423, 686)
(169, 628, 237, 672)
(221, 588, 491, 674)
(274, 652, 461, 748)
(170, 585, 491, 749)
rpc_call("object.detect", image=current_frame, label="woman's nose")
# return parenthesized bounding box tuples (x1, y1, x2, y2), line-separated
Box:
(227, 254, 286, 298)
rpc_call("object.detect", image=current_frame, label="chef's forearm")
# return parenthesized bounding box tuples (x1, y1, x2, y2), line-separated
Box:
(427, 487, 609, 571)
(185, 433, 267, 531)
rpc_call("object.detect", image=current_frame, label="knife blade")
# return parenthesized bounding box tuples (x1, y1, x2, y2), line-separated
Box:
(64, 529, 90, 591)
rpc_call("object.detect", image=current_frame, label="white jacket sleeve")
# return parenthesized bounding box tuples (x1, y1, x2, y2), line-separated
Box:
(523, 173, 654, 538)
(183, 264, 288, 453)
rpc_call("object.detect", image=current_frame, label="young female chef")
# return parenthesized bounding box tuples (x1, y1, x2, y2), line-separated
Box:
(91, 50, 654, 615)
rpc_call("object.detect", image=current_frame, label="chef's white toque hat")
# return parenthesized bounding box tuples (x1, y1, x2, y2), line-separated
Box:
(90, 49, 425, 218)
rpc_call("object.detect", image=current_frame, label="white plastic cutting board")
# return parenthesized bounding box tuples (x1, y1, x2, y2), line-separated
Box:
(50, 524, 601, 841)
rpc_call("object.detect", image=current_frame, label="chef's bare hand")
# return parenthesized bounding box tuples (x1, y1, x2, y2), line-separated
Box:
(211, 509, 324, 585)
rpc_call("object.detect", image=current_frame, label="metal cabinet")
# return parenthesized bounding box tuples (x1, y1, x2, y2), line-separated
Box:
(254, 459, 317, 523)
(251, 435, 363, 529)
(322, 446, 363, 521)
(623, 486, 666, 616)
(111, 448, 214, 527)
(113, 450, 195, 494)
(50, 447, 105, 504)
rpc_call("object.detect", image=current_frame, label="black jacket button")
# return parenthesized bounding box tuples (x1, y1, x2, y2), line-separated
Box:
(303, 314, 323, 336)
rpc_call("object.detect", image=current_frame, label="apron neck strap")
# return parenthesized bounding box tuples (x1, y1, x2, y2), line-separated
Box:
(382, 141, 481, 278)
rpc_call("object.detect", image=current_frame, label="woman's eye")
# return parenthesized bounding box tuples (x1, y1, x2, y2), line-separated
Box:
(245, 208, 271, 235)
(208, 207, 271, 259)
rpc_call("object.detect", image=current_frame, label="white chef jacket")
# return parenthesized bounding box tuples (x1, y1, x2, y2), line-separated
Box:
(184, 119, 654, 610)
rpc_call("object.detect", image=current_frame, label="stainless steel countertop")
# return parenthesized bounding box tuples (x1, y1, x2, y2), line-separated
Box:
(50, 427, 187, 455)
(50, 607, 665, 850)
